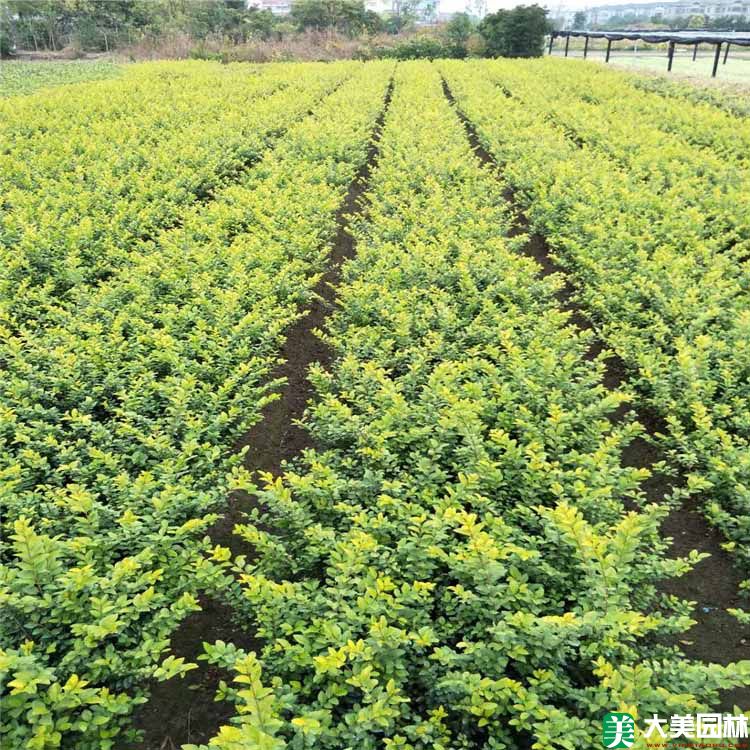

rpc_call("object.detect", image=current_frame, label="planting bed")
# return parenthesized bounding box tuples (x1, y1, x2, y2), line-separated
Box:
(1, 58, 748, 750)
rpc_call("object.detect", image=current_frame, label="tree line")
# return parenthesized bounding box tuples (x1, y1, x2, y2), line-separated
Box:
(1, 0, 552, 59)
(569, 7, 749, 30)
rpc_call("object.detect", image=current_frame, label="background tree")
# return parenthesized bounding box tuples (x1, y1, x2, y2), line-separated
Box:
(4, 0, 70, 50)
(386, 0, 435, 32)
(4, 0, 165, 51)
(444, 11, 473, 45)
(2, 0, 283, 51)
(707, 14, 749, 29)
(291, 0, 373, 34)
(0, 0, 12, 54)
(479, 4, 551, 57)
(244, 6, 277, 39)
(573, 10, 586, 28)
(362, 9, 385, 33)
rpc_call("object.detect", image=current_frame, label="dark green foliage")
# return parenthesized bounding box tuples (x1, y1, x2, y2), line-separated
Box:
(244, 7, 278, 40)
(479, 4, 552, 58)
(3, 0, 153, 52)
(1, 30, 11, 58)
(2, 0, 296, 52)
(444, 11, 474, 46)
(2, 0, 558, 55)
(290, 0, 379, 35)
(375, 35, 466, 59)
(704, 14, 750, 29)
(362, 9, 385, 33)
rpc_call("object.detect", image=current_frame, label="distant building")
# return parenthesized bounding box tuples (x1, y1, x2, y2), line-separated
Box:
(588, 0, 749, 23)
(366, 0, 393, 12)
(250, 0, 292, 15)
(549, 0, 749, 28)
(548, 6, 579, 27)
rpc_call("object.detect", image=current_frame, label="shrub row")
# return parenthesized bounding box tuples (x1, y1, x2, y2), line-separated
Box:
(628, 73, 750, 120)
(1, 61, 355, 313)
(441, 60, 750, 603)
(0, 61, 393, 750)
(194, 61, 749, 750)
(508, 58, 750, 163)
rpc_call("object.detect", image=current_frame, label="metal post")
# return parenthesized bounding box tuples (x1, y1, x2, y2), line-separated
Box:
(667, 40, 675, 72)
(712, 42, 722, 77)
(583, 35, 589, 59)
(564, 34, 570, 57)
(692, 42, 698, 61)
(548, 33, 554, 55)
(723, 42, 730, 64)
(605, 38, 612, 62)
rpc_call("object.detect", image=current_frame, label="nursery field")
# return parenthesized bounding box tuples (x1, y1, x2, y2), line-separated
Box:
(0, 60, 123, 97)
(1, 58, 749, 750)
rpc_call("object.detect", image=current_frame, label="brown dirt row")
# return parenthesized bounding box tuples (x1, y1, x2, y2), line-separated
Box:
(441, 76, 750, 712)
(124, 79, 394, 750)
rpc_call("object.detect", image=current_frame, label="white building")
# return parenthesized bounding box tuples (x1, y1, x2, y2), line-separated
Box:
(582, 0, 749, 24)
(250, 0, 292, 15)
(548, 5, 580, 26)
(366, 0, 393, 12)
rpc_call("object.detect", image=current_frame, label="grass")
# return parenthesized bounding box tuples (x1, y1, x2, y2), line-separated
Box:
(551, 47, 750, 82)
(0, 60, 122, 97)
